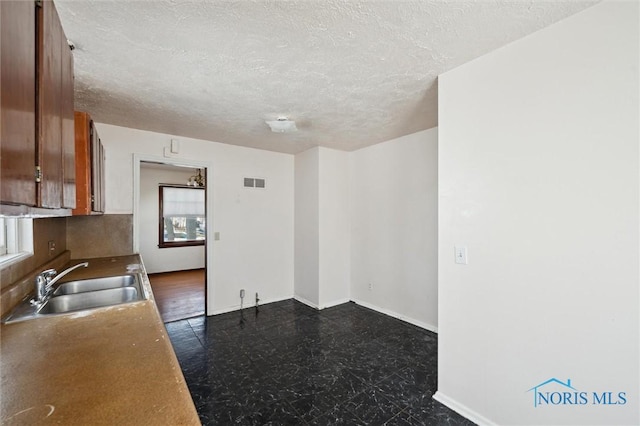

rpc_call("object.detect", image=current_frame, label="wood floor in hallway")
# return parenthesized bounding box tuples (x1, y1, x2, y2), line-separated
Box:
(148, 269, 205, 323)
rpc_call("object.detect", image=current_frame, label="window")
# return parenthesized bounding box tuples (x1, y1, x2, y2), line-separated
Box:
(159, 185, 205, 248)
(0, 217, 34, 267)
(0, 218, 6, 256)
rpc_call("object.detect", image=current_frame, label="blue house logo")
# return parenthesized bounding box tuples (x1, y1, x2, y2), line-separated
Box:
(527, 378, 578, 407)
(527, 378, 627, 407)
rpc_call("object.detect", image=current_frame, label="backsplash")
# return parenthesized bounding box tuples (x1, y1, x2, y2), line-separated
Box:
(66, 214, 134, 259)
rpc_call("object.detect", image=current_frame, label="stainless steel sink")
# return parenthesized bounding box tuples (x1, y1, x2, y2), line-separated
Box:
(2, 273, 147, 323)
(53, 275, 137, 295)
(38, 287, 140, 314)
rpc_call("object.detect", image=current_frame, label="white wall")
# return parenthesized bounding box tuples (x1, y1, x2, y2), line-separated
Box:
(294, 147, 351, 309)
(294, 147, 320, 306)
(318, 148, 350, 307)
(139, 165, 205, 274)
(350, 128, 438, 331)
(96, 123, 294, 314)
(437, 1, 639, 425)
(100, 121, 434, 320)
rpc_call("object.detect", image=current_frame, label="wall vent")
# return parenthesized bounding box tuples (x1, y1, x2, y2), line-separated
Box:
(244, 177, 266, 189)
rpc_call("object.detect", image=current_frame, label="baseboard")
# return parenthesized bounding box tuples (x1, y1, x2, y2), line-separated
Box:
(210, 295, 346, 315)
(433, 391, 496, 426)
(210, 295, 292, 315)
(351, 298, 438, 333)
(210, 296, 439, 336)
(293, 295, 319, 309)
(319, 297, 351, 309)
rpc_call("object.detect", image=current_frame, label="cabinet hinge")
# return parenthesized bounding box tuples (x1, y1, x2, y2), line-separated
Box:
(35, 0, 43, 8)
(35, 166, 42, 183)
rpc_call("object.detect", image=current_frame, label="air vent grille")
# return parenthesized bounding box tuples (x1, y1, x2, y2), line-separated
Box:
(244, 177, 266, 189)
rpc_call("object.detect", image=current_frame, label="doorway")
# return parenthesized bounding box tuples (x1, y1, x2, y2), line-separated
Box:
(148, 269, 204, 322)
(133, 157, 212, 322)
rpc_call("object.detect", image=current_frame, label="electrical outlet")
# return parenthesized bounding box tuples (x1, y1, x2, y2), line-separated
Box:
(48, 240, 56, 256)
(455, 246, 468, 264)
(368, 282, 373, 291)
(240, 289, 245, 298)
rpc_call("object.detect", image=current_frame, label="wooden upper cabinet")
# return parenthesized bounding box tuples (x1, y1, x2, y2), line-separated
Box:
(36, 0, 75, 208)
(0, 0, 76, 214)
(73, 112, 105, 215)
(61, 20, 76, 209)
(0, 0, 38, 206)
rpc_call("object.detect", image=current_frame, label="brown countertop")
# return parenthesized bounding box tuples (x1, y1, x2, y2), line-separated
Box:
(0, 255, 200, 425)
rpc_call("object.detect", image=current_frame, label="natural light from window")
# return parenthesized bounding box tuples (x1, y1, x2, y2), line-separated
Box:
(159, 185, 205, 248)
(0, 217, 34, 267)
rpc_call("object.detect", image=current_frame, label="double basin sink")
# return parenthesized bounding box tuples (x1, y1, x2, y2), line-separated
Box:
(3, 274, 146, 323)
(40, 275, 144, 314)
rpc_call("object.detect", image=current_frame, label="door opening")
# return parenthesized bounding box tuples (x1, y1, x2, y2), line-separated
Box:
(133, 157, 211, 322)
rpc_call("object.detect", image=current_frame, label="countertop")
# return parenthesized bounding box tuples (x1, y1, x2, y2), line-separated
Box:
(0, 255, 201, 425)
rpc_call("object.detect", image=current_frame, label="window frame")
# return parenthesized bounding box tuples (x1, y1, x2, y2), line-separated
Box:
(0, 218, 7, 256)
(158, 184, 206, 249)
(0, 217, 34, 267)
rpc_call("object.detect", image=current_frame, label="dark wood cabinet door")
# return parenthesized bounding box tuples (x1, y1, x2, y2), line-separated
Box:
(1, 0, 37, 206)
(73, 112, 105, 215)
(37, 0, 64, 208)
(72, 111, 91, 215)
(94, 135, 106, 213)
(61, 31, 75, 209)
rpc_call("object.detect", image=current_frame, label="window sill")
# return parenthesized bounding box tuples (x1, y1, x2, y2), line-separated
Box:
(158, 241, 205, 249)
(0, 251, 33, 269)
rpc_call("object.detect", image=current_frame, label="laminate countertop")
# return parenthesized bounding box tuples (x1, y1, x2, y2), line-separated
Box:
(0, 255, 200, 425)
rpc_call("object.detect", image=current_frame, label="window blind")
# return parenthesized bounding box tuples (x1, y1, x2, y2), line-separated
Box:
(162, 187, 205, 217)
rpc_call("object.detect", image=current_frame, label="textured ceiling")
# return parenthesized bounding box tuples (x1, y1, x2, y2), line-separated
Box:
(55, 0, 599, 154)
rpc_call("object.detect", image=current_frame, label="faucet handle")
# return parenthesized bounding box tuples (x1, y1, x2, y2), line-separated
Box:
(41, 269, 57, 280)
(41, 270, 57, 290)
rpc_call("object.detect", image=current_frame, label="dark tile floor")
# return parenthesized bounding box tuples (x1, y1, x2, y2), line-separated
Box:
(166, 299, 475, 425)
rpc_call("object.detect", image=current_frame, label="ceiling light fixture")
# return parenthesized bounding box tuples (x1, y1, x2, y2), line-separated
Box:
(187, 169, 205, 187)
(266, 117, 297, 133)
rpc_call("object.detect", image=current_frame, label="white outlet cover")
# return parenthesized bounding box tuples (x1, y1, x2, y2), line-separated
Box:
(455, 246, 468, 265)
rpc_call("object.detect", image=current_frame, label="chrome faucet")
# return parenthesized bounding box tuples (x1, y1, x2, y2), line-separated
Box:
(31, 262, 89, 306)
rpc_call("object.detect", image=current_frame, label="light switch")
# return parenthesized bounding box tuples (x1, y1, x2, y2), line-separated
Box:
(214, 232, 220, 241)
(455, 246, 468, 264)
(170, 139, 180, 154)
